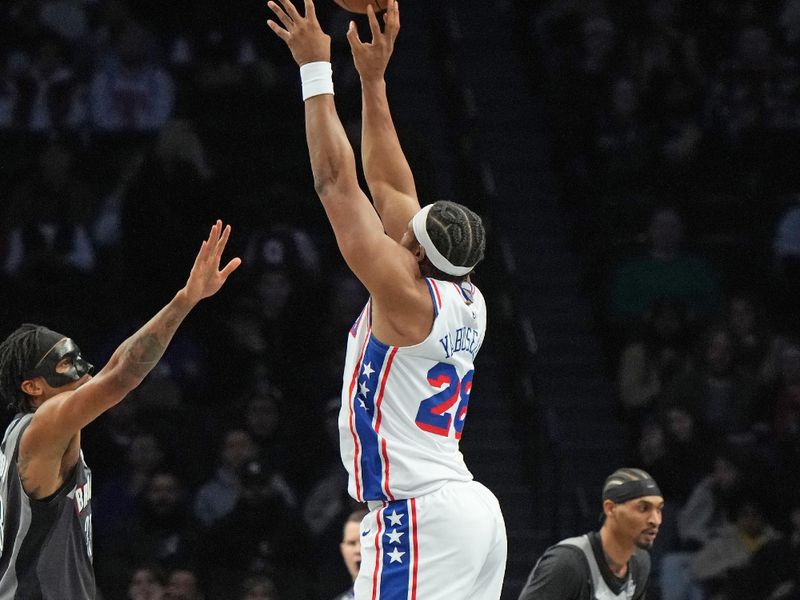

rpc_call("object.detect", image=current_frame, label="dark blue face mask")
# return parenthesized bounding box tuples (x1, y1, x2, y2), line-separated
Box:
(24, 329, 94, 388)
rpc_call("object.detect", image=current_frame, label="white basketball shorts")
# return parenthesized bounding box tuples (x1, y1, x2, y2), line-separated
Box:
(354, 479, 507, 600)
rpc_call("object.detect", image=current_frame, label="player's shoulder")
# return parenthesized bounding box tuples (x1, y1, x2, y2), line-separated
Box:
(539, 541, 591, 575)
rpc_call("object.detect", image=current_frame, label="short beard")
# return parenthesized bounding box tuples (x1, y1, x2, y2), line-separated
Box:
(635, 538, 654, 550)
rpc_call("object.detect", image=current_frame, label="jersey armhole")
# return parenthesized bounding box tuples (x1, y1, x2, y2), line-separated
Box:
(424, 278, 442, 319)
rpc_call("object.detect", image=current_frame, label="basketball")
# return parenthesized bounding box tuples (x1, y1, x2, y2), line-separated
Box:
(333, 0, 386, 14)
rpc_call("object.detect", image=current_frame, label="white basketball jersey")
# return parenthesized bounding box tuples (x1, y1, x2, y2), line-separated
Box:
(339, 277, 486, 502)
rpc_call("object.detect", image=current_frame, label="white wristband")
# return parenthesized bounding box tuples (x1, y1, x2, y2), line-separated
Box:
(300, 61, 334, 101)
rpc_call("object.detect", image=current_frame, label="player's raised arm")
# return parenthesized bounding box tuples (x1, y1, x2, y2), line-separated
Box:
(18, 221, 240, 496)
(267, 0, 418, 300)
(346, 0, 420, 243)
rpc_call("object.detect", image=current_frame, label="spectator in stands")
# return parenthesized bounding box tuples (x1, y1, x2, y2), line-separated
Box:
(725, 293, 773, 379)
(659, 447, 745, 600)
(3, 138, 96, 277)
(13, 38, 83, 130)
(201, 458, 314, 600)
(127, 564, 165, 600)
(331, 509, 368, 600)
(94, 432, 166, 536)
(89, 21, 174, 130)
(690, 494, 782, 598)
(164, 567, 206, 600)
(609, 206, 721, 333)
(121, 119, 217, 310)
(193, 428, 259, 528)
(240, 576, 279, 600)
(733, 500, 800, 600)
(618, 298, 691, 426)
(591, 76, 654, 192)
(662, 325, 758, 442)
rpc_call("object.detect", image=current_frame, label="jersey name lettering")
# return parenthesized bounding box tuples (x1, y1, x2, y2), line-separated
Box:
(439, 326, 480, 358)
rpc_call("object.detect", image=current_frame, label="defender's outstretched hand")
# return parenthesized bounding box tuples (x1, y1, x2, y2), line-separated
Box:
(346, 0, 399, 82)
(184, 220, 241, 303)
(267, 0, 331, 65)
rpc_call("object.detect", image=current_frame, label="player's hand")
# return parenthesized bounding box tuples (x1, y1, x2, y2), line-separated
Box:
(267, 0, 331, 65)
(346, 0, 399, 83)
(183, 220, 241, 304)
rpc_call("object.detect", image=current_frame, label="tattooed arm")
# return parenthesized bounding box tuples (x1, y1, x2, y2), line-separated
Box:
(18, 221, 240, 497)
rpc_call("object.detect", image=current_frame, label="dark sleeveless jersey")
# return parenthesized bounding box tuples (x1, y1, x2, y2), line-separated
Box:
(0, 413, 95, 599)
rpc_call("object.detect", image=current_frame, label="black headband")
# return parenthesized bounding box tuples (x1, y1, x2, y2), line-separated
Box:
(603, 475, 662, 504)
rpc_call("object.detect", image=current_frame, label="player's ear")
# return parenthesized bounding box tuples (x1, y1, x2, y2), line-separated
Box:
(414, 244, 426, 263)
(21, 379, 42, 395)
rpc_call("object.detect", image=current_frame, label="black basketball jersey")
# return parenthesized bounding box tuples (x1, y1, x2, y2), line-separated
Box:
(0, 413, 95, 599)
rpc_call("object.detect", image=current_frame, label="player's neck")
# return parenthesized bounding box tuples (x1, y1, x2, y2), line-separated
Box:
(599, 526, 632, 578)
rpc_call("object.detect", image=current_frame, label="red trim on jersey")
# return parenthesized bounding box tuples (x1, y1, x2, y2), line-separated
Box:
(374, 346, 398, 501)
(371, 509, 384, 600)
(429, 279, 442, 309)
(410, 498, 419, 600)
(348, 328, 372, 502)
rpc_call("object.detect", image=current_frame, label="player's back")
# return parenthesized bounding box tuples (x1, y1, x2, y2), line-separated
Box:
(339, 277, 486, 502)
(0, 413, 95, 599)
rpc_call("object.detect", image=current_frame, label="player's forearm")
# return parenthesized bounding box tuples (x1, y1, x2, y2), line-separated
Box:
(108, 289, 196, 388)
(361, 78, 416, 202)
(306, 95, 360, 200)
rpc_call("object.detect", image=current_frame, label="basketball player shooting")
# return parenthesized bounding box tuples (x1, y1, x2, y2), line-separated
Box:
(267, 1, 507, 598)
(0, 221, 240, 598)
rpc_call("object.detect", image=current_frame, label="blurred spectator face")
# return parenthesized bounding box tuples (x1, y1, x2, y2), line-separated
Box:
(128, 567, 164, 600)
(246, 395, 280, 439)
(146, 473, 183, 517)
(712, 456, 740, 490)
(665, 407, 695, 442)
(729, 297, 756, 338)
(164, 569, 202, 600)
(648, 209, 684, 256)
(706, 329, 734, 375)
(240, 577, 277, 600)
(126, 433, 164, 472)
(221, 429, 258, 470)
(340, 520, 362, 581)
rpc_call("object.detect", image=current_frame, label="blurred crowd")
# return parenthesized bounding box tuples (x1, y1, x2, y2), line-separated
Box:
(523, 0, 800, 598)
(0, 0, 385, 599)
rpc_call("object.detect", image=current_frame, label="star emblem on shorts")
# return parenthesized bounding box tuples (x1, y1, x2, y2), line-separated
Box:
(359, 380, 370, 396)
(385, 529, 404, 544)
(358, 398, 367, 410)
(387, 547, 406, 563)
(362, 362, 375, 378)
(386, 510, 404, 526)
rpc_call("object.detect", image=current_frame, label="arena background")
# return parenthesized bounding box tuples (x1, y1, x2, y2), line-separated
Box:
(1, 0, 799, 598)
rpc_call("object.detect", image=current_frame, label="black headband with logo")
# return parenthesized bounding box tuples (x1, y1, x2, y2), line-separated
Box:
(602, 469, 662, 504)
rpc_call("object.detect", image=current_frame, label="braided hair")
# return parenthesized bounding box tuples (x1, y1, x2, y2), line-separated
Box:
(0, 324, 43, 413)
(424, 201, 486, 281)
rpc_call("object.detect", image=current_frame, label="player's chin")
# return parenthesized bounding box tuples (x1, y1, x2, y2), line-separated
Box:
(635, 531, 658, 549)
